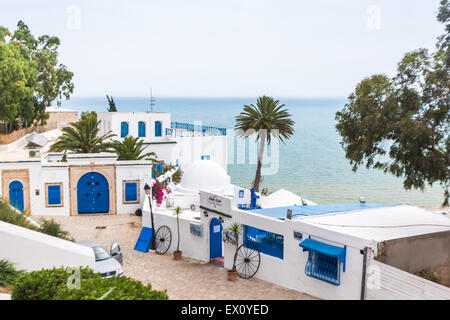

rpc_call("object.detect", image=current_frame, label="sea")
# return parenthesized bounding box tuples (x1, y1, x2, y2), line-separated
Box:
(60, 97, 446, 206)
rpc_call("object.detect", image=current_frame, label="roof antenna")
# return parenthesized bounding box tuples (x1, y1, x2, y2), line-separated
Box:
(149, 88, 156, 112)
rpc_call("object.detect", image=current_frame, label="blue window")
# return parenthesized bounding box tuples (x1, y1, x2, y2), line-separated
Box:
(155, 121, 162, 137)
(47, 184, 62, 206)
(239, 190, 244, 198)
(138, 121, 146, 137)
(299, 238, 346, 286)
(121, 122, 129, 138)
(201, 155, 210, 160)
(124, 181, 139, 203)
(152, 163, 163, 179)
(243, 225, 284, 259)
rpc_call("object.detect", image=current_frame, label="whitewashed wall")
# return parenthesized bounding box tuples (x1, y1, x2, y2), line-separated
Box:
(365, 259, 450, 300)
(0, 220, 95, 271)
(115, 161, 153, 214)
(142, 200, 210, 261)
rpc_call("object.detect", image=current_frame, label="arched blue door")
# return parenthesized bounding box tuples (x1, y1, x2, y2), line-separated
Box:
(155, 121, 162, 137)
(77, 172, 109, 214)
(210, 218, 223, 260)
(9, 181, 24, 211)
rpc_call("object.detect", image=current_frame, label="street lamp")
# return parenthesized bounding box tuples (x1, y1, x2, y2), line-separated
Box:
(144, 183, 156, 250)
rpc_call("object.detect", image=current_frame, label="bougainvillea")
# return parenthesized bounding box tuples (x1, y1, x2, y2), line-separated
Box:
(152, 181, 171, 206)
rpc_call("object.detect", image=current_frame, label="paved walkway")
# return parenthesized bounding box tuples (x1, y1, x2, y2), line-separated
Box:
(38, 214, 316, 300)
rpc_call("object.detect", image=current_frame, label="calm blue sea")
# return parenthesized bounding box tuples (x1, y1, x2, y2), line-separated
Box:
(61, 97, 445, 206)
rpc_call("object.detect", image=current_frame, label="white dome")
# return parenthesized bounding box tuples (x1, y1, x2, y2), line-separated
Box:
(178, 160, 230, 193)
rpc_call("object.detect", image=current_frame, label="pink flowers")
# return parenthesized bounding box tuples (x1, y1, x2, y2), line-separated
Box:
(152, 181, 171, 207)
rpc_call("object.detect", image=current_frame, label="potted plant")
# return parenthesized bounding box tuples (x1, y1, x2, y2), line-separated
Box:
(173, 206, 182, 260)
(226, 222, 242, 281)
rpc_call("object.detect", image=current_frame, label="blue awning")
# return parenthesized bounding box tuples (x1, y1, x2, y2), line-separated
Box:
(299, 238, 346, 266)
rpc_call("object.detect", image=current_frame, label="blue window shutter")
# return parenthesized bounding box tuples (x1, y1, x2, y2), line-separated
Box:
(125, 182, 138, 202)
(138, 121, 146, 137)
(155, 121, 162, 137)
(121, 122, 129, 138)
(48, 185, 61, 205)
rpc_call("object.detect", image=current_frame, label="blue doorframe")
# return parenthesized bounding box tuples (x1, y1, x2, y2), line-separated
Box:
(9, 181, 24, 211)
(77, 172, 110, 214)
(209, 217, 223, 260)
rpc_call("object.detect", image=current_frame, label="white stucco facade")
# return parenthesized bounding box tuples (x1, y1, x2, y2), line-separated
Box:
(97, 111, 228, 170)
(0, 153, 153, 216)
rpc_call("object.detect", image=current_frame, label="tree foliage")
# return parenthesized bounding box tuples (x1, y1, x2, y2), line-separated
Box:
(111, 136, 158, 161)
(0, 21, 74, 133)
(235, 96, 295, 191)
(49, 116, 115, 154)
(106, 95, 117, 112)
(336, 1, 450, 205)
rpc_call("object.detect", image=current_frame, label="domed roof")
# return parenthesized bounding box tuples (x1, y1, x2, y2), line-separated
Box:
(178, 160, 231, 193)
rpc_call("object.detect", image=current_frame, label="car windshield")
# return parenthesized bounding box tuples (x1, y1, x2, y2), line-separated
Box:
(93, 246, 111, 261)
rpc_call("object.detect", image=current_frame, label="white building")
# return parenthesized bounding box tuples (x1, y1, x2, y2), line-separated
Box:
(0, 152, 152, 216)
(97, 111, 228, 171)
(142, 159, 450, 300)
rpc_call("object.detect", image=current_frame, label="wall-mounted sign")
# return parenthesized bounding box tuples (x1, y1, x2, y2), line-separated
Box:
(223, 230, 237, 245)
(190, 223, 203, 237)
(208, 195, 222, 209)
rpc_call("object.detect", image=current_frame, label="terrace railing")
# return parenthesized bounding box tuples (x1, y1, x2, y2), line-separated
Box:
(166, 122, 227, 137)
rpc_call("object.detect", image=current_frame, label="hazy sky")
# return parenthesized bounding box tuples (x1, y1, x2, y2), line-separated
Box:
(1, 0, 445, 97)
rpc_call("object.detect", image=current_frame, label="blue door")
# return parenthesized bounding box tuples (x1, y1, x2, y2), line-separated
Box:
(77, 172, 109, 214)
(210, 218, 223, 260)
(9, 181, 24, 211)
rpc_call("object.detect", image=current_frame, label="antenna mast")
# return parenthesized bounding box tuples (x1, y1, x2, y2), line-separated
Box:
(150, 88, 156, 112)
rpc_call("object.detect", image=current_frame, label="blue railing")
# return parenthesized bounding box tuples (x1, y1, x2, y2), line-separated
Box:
(243, 225, 284, 259)
(168, 122, 227, 137)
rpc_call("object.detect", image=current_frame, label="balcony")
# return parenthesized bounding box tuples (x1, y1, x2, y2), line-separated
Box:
(166, 122, 227, 137)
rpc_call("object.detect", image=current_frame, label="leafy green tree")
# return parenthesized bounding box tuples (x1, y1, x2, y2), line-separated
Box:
(12, 21, 74, 126)
(0, 27, 36, 133)
(49, 116, 115, 154)
(111, 136, 158, 161)
(336, 2, 449, 205)
(235, 96, 295, 192)
(106, 95, 117, 112)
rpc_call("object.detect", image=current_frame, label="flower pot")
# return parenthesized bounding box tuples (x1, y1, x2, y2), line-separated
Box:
(227, 269, 238, 281)
(173, 250, 182, 260)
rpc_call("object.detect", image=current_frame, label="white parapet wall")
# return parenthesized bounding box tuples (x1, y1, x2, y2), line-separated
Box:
(0, 220, 95, 271)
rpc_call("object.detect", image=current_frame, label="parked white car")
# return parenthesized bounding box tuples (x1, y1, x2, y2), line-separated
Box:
(77, 241, 123, 278)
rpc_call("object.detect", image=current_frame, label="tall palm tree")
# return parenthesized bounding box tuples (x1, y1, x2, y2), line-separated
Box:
(111, 136, 158, 162)
(50, 116, 115, 153)
(235, 96, 295, 192)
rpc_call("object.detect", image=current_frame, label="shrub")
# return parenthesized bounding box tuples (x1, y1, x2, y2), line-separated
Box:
(0, 259, 23, 288)
(0, 200, 36, 231)
(12, 267, 169, 300)
(54, 275, 169, 300)
(38, 218, 74, 241)
(12, 267, 99, 300)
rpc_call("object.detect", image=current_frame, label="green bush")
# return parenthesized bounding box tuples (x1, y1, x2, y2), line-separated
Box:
(0, 259, 23, 288)
(12, 267, 168, 300)
(38, 218, 74, 241)
(0, 201, 36, 231)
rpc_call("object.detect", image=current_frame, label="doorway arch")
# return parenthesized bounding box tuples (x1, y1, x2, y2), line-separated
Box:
(9, 181, 24, 211)
(209, 217, 223, 260)
(77, 172, 110, 214)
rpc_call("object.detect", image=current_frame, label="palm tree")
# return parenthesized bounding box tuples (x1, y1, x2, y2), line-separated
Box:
(110, 136, 158, 162)
(173, 206, 182, 253)
(227, 222, 242, 273)
(50, 116, 115, 154)
(235, 96, 295, 192)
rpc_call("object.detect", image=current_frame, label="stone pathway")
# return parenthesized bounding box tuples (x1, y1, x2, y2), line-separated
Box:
(37, 214, 317, 300)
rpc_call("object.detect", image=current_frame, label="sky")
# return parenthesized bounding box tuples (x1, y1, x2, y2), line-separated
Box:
(0, 0, 445, 98)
